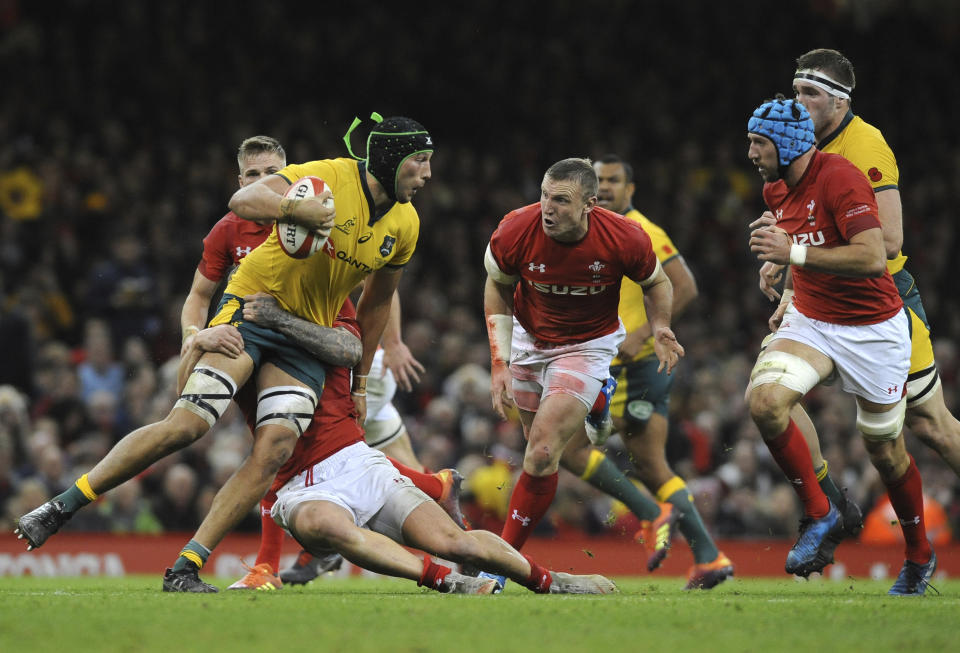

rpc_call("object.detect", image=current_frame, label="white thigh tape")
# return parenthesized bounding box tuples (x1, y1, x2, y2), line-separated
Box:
(256, 385, 318, 437)
(175, 365, 239, 427)
(750, 350, 820, 395)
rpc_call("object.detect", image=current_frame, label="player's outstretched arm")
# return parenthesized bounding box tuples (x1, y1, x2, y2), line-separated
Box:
(640, 266, 684, 374)
(484, 275, 516, 419)
(380, 290, 424, 392)
(241, 292, 361, 368)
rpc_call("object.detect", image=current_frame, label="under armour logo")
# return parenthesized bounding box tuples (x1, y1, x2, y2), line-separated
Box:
(528, 262, 545, 273)
(511, 509, 531, 526)
(236, 246, 253, 258)
(899, 515, 921, 526)
(888, 385, 899, 394)
(789, 478, 804, 486)
(775, 209, 784, 222)
(589, 260, 605, 273)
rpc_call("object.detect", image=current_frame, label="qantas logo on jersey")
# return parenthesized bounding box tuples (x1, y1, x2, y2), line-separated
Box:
(792, 231, 825, 246)
(335, 250, 373, 273)
(528, 280, 611, 296)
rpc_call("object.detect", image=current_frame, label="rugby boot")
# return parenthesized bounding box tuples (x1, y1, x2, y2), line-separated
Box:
(279, 549, 343, 585)
(548, 572, 618, 594)
(784, 503, 843, 577)
(227, 562, 282, 590)
(443, 572, 499, 594)
(888, 550, 938, 596)
(838, 490, 864, 539)
(635, 502, 680, 572)
(15, 500, 72, 550)
(162, 567, 219, 593)
(476, 571, 507, 594)
(685, 551, 735, 590)
(585, 375, 618, 446)
(435, 468, 467, 529)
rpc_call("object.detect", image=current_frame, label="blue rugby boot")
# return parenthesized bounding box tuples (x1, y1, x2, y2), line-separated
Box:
(585, 375, 618, 446)
(888, 550, 938, 596)
(477, 571, 507, 594)
(784, 502, 843, 578)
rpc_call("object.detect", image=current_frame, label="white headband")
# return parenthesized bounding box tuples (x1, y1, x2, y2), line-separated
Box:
(793, 69, 852, 100)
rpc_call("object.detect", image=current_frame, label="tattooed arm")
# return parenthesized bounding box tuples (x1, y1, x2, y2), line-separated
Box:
(241, 292, 361, 368)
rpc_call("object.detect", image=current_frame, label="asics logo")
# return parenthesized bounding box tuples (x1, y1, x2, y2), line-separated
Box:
(511, 509, 531, 526)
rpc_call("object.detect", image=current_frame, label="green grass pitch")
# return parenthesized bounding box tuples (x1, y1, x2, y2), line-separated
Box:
(2, 575, 955, 652)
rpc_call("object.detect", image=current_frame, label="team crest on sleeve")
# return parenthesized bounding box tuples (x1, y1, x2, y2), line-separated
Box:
(379, 235, 396, 257)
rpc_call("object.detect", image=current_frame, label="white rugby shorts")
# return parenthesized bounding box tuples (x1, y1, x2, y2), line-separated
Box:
(510, 317, 625, 412)
(770, 304, 909, 404)
(271, 441, 429, 541)
(363, 349, 405, 449)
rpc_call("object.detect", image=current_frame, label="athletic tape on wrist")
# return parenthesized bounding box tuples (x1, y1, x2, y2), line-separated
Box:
(789, 244, 808, 267)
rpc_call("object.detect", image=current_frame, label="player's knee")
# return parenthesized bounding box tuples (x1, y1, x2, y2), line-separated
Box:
(748, 351, 819, 426)
(295, 507, 348, 545)
(251, 428, 298, 475)
(748, 386, 791, 434)
(525, 448, 559, 476)
(159, 411, 210, 451)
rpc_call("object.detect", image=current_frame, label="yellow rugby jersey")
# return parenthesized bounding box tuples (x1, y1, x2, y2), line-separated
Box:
(819, 112, 906, 274)
(213, 158, 419, 328)
(612, 209, 680, 364)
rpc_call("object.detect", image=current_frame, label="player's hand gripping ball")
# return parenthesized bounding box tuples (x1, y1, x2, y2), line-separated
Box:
(276, 176, 334, 259)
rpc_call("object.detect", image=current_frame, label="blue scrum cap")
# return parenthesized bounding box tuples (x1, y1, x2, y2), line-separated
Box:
(747, 98, 815, 168)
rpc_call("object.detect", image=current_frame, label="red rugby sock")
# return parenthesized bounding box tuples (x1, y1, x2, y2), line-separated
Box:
(523, 555, 553, 594)
(389, 458, 443, 499)
(417, 557, 452, 592)
(766, 420, 830, 518)
(884, 455, 933, 563)
(500, 471, 558, 549)
(255, 491, 283, 571)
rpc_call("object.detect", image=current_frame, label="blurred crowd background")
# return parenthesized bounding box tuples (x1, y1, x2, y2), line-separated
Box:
(1, 1, 958, 545)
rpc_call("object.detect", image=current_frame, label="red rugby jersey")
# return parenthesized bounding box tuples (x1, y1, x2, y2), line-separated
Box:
(488, 203, 657, 344)
(762, 151, 902, 325)
(197, 213, 273, 281)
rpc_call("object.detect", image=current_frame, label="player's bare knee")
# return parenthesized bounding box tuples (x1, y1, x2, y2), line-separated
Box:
(157, 411, 209, 452)
(525, 449, 558, 476)
(748, 388, 791, 435)
(252, 428, 298, 474)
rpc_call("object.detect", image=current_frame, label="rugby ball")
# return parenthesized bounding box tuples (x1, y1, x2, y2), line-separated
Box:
(276, 176, 334, 259)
